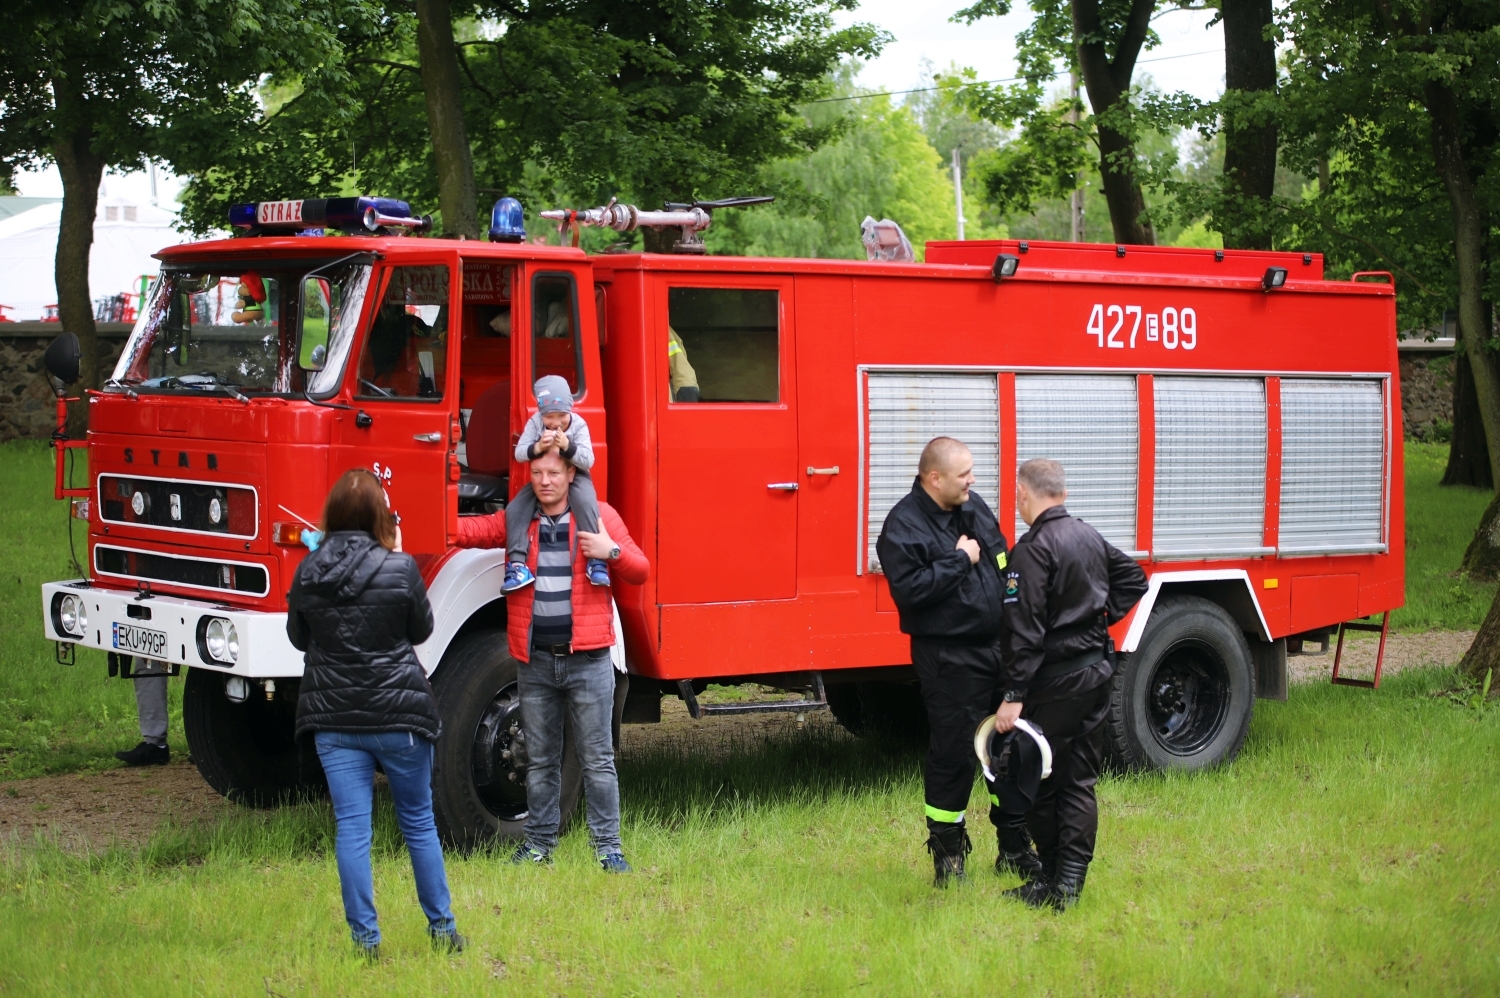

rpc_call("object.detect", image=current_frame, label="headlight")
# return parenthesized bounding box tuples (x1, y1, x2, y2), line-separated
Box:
(203, 617, 238, 663)
(58, 594, 87, 636)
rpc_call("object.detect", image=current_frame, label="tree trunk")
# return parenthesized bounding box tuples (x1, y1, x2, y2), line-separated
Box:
(1073, 0, 1157, 244)
(414, 0, 479, 239)
(1458, 586, 1500, 685)
(1444, 336, 1493, 488)
(52, 86, 105, 430)
(1427, 81, 1500, 492)
(1220, 0, 1278, 250)
(1461, 490, 1500, 579)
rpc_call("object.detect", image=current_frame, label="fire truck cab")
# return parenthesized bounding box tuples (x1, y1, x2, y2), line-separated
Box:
(41, 197, 1403, 845)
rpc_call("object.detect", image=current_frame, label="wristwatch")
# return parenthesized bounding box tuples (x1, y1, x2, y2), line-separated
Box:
(1001, 689, 1024, 703)
(608, 545, 621, 561)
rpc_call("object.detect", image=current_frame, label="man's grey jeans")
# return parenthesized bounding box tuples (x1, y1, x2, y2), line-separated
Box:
(517, 647, 622, 857)
(133, 661, 171, 747)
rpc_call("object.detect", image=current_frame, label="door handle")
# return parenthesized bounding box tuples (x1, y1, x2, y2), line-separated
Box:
(767, 482, 799, 491)
(413, 432, 443, 443)
(806, 466, 840, 476)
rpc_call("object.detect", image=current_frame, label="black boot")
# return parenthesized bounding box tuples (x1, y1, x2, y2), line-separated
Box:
(925, 820, 972, 888)
(1002, 856, 1052, 908)
(1047, 858, 1088, 911)
(115, 741, 170, 766)
(991, 809, 1044, 881)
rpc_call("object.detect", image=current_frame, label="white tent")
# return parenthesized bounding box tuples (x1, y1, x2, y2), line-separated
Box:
(0, 196, 196, 321)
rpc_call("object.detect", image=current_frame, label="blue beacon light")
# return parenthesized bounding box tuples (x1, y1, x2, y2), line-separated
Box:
(489, 197, 526, 243)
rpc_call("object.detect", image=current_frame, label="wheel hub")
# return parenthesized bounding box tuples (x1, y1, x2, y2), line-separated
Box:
(471, 683, 529, 821)
(1146, 642, 1230, 756)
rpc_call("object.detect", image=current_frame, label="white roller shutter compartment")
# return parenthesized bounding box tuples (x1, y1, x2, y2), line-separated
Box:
(1015, 375, 1138, 551)
(1153, 377, 1269, 558)
(865, 372, 999, 572)
(1278, 379, 1385, 554)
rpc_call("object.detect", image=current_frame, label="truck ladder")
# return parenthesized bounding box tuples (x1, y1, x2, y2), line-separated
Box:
(677, 673, 828, 718)
(1330, 611, 1391, 689)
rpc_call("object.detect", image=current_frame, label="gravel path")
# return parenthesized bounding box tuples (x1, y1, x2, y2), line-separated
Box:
(1, 633, 1475, 853)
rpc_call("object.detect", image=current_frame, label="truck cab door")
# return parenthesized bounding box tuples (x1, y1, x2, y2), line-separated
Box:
(331, 255, 461, 559)
(655, 278, 796, 602)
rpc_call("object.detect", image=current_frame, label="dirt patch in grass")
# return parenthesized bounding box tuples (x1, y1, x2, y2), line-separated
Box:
(2, 638, 1474, 854)
(0, 759, 230, 853)
(1287, 629, 1473, 684)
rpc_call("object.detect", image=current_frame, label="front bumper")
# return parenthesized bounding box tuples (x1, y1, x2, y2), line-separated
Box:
(41, 580, 305, 678)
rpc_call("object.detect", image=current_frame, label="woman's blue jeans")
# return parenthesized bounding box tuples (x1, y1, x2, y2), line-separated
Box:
(314, 730, 457, 948)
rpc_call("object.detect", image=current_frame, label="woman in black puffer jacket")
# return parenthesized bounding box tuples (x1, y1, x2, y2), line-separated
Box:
(288, 468, 463, 957)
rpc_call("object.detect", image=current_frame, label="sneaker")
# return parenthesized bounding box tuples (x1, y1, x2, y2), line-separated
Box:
(115, 741, 170, 766)
(509, 842, 552, 866)
(431, 931, 467, 954)
(586, 558, 611, 587)
(599, 853, 632, 873)
(502, 562, 535, 593)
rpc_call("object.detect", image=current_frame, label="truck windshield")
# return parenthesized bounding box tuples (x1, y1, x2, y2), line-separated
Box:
(112, 262, 372, 395)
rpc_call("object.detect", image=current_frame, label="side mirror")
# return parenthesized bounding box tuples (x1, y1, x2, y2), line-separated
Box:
(43, 332, 81, 385)
(297, 276, 331, 370)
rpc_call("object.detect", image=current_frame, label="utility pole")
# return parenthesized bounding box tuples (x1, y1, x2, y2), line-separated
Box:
(952, 148, 966, 241)
(1069, 70, 1084, 242)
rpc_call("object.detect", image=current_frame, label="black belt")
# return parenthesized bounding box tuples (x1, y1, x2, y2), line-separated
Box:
(1034, 647, 1110, 681)
(533, 643, 572, 656)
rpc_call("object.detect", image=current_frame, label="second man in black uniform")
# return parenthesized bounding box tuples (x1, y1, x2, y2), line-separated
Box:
(876, 436, 1010, 886)
(995, 458, 1147, 910)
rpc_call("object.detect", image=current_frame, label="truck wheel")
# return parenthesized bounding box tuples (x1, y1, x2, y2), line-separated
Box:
(1108, 596, 1255, 771)
(430, 630, 582, 849)
(183, 668, 318, 807)
(826, 681, 929, 744)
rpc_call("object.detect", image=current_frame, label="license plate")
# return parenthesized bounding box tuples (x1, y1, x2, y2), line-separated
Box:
(113, 622, 168, 657)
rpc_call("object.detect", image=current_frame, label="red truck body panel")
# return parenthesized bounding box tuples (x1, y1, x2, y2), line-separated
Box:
(67, 233, 1403, 685)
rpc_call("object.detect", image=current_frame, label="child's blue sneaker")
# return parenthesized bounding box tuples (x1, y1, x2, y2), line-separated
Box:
(509, 843, 552, 866)
(599, 853, 632, 873)
(586, 558, 611, 587)
(502, 562, 535, 593)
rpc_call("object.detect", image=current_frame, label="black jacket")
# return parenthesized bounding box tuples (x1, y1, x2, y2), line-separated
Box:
(287, 531, 441, 741)
(1000, 505, 1149, 702)
(876, 478, 1010, 645)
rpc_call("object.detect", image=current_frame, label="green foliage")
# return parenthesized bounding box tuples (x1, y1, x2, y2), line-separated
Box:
(0, 0, 356, 190)
(4, 667, 1500, 993)
(705, 85, 962, 260)
(178, 1, 888, 235)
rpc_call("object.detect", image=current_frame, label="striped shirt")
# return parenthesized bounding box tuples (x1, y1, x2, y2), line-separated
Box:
(531, 510, 573, 648)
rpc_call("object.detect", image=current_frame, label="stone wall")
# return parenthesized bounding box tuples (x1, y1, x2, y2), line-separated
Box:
(0, 323, 131, 442)
(1399, 352, 1454, 441)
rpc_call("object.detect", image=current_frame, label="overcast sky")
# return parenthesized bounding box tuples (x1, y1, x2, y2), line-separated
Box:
(12, 3, 1227, 207)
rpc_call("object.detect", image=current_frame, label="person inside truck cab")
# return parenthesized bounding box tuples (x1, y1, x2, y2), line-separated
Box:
(667, 326, 699, 402)
(363, 303, 444, 397)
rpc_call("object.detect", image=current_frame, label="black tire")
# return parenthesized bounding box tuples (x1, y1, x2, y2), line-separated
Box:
(430, 630, 582, 849)
(183, 668, 324, 807)
(826, 680, 929, 744)
(1108, 595, 1255, 771)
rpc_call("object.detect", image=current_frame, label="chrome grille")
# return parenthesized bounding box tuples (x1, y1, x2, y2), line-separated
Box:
(1154, 377, 1268, 558)
(866, 372, 999, 572)
(1015, 375, 1138, 550)
(1279, 379, 1385, 553)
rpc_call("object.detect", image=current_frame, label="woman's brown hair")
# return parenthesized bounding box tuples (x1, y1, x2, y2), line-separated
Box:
(321, 469, 397, 551)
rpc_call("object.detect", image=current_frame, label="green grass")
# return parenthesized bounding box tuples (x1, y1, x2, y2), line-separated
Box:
(2, 668, 1499, 995)
(1395, 442, 1498, 631)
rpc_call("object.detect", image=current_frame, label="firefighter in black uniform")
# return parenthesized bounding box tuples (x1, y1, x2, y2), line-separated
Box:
(876, 436, 1011, 886)
(995, 457, 1148, 910)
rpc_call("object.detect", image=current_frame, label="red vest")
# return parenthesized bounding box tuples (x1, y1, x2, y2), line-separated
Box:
(507, 502, 643, 661)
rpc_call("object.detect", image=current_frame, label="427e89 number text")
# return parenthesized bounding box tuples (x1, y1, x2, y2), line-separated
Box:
(1086, 304, 1198, 350)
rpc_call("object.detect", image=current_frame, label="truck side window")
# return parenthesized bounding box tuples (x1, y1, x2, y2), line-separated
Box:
(356, 265, 449, 400)
(667, 288, 778, 402)
(533, 272, 583, 397)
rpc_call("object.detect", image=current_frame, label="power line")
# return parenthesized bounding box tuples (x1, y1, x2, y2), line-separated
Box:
(809, 49, 1225, 104)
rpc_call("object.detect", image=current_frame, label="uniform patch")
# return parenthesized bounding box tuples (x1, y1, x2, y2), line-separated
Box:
(996, 551, 1007, 570)
(1005, 577, 1019, 596)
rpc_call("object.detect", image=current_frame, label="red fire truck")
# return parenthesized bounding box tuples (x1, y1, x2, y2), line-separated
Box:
(40, 196, 1402, 845)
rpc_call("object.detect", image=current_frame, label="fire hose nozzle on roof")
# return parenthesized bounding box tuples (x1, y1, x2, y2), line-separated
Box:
(540, 195, 772, 254)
